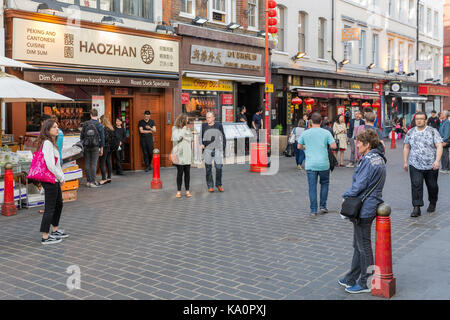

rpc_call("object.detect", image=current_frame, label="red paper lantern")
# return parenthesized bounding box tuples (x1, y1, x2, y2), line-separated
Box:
(362, 102, 371, 108)
(268, 18, 278, 26)
(268, 9, 277, 17)
(351, 102, 359, 107)
(305, 98, 315, 105)
(292, 97, 303, 105)
(268, 26, 278, 34)
(268, 0, 277, 9)
(372, 102, 381, 108)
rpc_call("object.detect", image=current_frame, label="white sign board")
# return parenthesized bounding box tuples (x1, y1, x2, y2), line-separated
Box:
(92, 96, 105, 118)
(416, 60, 432, 71)
(12, 18, 179, 73)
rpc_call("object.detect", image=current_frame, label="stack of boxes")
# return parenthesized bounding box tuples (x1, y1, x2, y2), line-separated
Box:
(61, 161, 83, 202)
(0, 180, 27, 207)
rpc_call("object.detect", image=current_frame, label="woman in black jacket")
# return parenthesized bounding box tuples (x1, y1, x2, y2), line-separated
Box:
(99, 115, 115, 185)
(114, 118, 126, 175)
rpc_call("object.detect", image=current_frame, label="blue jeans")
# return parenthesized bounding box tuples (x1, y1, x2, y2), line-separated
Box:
(306, 170, 330, 213)
(294, 143, 305, 166)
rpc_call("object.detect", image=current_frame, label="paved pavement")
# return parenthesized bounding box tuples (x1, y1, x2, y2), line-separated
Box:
(0, 142, 449, 300)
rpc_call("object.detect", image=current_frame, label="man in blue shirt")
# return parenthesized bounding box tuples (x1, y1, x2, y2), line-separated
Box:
(439, 111, 450, 173)
(299, 112, 337, 216)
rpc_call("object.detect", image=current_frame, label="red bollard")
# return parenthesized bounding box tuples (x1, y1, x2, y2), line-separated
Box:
(2, 163, 17, 216)
(150, 149, 162, 189)
(390, 130, 396, 149)
(250, 142, 268, 173)
(372, 203, 396, 298)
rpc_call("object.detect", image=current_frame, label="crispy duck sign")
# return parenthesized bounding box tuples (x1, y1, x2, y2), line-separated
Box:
(12, 18, 179, 72)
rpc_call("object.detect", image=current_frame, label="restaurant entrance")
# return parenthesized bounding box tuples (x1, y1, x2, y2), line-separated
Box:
(112, 97, 133, 170)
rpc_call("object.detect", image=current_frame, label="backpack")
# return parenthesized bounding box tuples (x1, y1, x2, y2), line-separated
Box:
(83, 121, 100, 149)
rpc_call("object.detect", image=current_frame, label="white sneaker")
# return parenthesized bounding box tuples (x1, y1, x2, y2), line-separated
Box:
(439, 170, 449, 174)
(86, 182, 91, 188)
(346, 163, 355, 168)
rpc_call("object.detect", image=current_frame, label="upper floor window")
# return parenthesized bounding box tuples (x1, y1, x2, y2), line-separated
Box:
(298, 12, 308, 53)
(427, 8, 432, 33)
(343, 24, 353, 63)
(248, 0, 258, 29)
(372, 33, 379, 67)
(212, 0, 226, 23)
(359, 29, 366, 65)
(419, 4, 424, 32)
(275, 6, 285, 51)
(180, 0, 194, 15)
(408, 0, 415, 23)
(388, 39, 394, 70)
(389, 0, 393, 17)
(121, 0, 152, 19)
(434, 11, 439, 38)
(318, 18, 326, 59)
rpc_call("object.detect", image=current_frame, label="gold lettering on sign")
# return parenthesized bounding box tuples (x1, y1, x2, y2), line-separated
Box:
(79, 41, 137, 58)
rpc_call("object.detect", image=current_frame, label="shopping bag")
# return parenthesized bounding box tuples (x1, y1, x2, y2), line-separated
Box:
(27, 146, 56, 184)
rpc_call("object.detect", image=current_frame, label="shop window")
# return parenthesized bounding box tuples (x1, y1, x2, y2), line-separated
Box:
(58, 0, 75, 4)
(26, 85, 104, 134)
(121, 0, 153, 20)
(26, 102, 91, 134)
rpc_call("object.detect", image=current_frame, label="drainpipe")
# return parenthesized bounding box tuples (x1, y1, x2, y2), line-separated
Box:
(331, 0, 338, 73)
(416, 0, 419, 84)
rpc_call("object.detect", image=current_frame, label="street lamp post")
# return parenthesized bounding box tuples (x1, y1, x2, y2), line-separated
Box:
(265, 0, 269, 144)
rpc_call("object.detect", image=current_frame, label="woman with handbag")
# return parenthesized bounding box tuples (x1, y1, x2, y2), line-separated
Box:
(171, 114, 193, 198)
(333, 114, 347, 167)
(339, 129, 386, 294)
(37, 119, 67, 245)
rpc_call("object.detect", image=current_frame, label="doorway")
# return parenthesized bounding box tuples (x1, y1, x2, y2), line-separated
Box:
(237, 83, 261, 128)
(112, 98, 133, 170)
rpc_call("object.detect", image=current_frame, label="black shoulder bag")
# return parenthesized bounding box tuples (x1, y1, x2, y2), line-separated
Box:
(340, 174, 384, 220)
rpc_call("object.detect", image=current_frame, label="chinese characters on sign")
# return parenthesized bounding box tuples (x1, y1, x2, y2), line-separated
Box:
(190, 45, 262, 71)
(444, 55, 450, 68)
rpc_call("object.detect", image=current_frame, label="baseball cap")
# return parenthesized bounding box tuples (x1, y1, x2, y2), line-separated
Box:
(144, 110, 151, 115)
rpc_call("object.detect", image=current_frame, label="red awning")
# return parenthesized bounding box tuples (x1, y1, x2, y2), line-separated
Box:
(349, 94, 379, 100)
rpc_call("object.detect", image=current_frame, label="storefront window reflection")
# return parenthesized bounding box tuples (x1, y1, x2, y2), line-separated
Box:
(121, 0, 153, 19)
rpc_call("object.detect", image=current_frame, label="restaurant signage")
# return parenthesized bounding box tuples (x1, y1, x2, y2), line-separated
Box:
(12, 18, 179, 73)
(190, 45, 262, 71)
(24, 71, 178, 88)
(418, 84, 450, 96)
(182, 77, 233, 91)
(444, 55, 450, 68)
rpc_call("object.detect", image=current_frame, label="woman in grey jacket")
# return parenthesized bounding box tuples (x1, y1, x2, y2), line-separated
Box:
(339, 129, 386, 294)
(38, 119, 67, 245)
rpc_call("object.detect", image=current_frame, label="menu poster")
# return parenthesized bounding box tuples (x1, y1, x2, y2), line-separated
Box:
(92, 96, 105, 117)
(222, 106, 234, 123)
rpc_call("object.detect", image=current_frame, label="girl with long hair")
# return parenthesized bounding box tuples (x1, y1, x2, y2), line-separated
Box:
(38, 119, 67, 244)
(99, 115, 115, 185)
(171, 114, 193, 198)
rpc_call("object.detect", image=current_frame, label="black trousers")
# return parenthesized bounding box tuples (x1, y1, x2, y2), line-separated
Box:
(140, 136, 154, 168)
(442, 147, 449, 171)
(176, 165, 190, 191)
(40, 182, 63, 233)
(344, 217, 375, 289)
(409, 165, 439, 207)
(113, 148, 124, 174)
(99, 146, 112, 180)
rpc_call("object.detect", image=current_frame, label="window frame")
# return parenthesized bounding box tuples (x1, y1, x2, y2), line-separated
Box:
(372, 33, 379, 67)
(343, 23, 353, 64)
(318, 18, 326, 60)
(358, 29, 366, 65)
(298, 11, 308, 54)
(247, 0, 259, 31)
(54, 0, 155, 22)
(179, 0, 196, 18)
(274, 6, 286, 52)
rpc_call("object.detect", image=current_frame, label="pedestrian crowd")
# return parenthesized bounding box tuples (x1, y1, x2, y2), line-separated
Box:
(32, 104, 449, 296)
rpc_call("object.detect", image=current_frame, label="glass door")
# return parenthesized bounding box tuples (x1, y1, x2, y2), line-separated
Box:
(112, 98, 133, 170)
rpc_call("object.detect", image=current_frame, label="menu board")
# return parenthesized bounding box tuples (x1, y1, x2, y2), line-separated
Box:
(223, 123, 254, 139)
